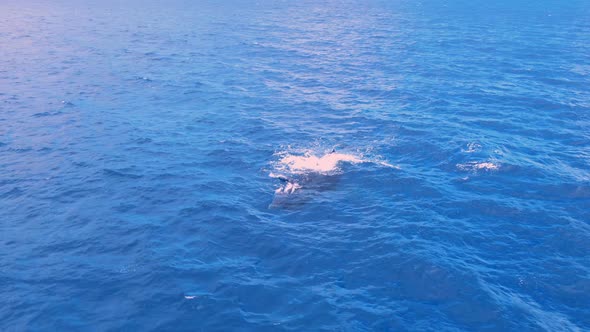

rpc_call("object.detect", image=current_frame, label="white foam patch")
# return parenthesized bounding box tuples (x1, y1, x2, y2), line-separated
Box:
(270, 149, 397, 196)
(462, 142, 482, 153)
(279, 152, 363, 174)
(273, 150, 398, 176)
(457, 161, 500, 171)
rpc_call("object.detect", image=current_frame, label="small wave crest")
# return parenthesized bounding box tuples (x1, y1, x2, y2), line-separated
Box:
(457, 161, 500, 172)
(272, 147, 397, 176)
(462, 142, 482, 153)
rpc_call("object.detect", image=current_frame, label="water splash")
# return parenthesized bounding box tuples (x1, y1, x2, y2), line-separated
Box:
(457, 161, 501, 172)
(462, 142, 482, 153)
(269, 148, 396, 199)
(277, 152, 363, 175)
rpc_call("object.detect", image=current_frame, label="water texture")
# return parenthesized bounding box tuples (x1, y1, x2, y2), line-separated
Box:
(1, 0, 589, 331)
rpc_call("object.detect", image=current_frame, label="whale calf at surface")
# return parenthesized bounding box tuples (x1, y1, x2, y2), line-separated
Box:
(269, 172, 341, 208)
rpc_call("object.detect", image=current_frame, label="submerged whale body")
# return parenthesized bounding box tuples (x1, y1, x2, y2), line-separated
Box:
(269, 150, 394, 208)
(268, 151, 359, 208)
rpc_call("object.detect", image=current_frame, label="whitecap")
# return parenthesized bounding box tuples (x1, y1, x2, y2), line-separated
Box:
(457, 161, 500, 172)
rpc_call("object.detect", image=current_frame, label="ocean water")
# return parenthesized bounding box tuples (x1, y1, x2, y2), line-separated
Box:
(1, 0, 589, 330)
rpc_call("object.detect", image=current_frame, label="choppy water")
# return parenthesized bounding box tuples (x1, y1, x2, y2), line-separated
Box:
(1, 0, 589, 331)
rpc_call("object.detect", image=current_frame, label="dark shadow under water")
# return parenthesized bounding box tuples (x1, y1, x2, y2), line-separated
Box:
(269, 173, 341, 209)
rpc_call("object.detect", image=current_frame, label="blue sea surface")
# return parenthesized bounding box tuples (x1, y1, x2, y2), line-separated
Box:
(1, 0, 589, 330)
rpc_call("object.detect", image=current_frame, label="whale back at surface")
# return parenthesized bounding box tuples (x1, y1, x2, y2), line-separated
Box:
(269, 173, 341, 209)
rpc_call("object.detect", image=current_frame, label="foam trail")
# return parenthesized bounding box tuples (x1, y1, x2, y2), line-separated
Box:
(279, 152, 363, 174)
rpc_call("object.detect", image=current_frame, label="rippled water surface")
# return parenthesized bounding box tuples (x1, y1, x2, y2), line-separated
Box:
(1, 0, 590, 330)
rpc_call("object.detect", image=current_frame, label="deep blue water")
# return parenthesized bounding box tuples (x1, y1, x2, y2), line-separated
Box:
(1, 0, 590, 330)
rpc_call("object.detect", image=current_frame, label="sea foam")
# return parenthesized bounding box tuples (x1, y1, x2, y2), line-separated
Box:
(270, 149, 396, 196)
